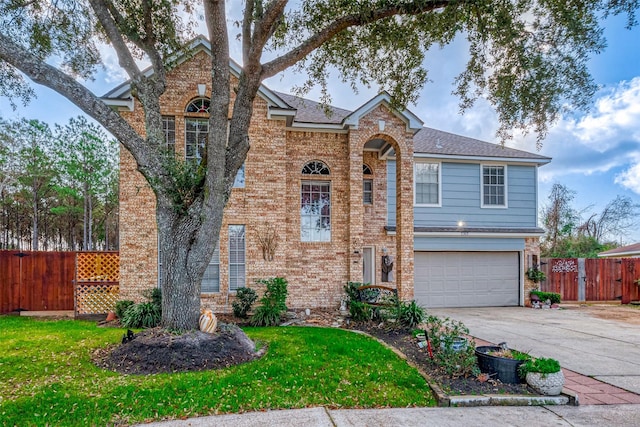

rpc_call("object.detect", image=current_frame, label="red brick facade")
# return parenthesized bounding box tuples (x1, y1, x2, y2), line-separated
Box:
(113, 45, 543, 311)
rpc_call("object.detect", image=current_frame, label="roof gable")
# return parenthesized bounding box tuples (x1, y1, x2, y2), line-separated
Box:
(343, 93, 423, 134)
(101, 36, 291, 112)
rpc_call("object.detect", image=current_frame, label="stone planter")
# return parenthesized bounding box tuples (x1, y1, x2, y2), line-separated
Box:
(475, 346, 526, 384)
(526, 371, 565, 395)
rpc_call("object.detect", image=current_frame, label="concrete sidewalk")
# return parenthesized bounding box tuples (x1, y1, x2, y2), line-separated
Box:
(430, 306, 640, 396)
(137, 404, 640, 426)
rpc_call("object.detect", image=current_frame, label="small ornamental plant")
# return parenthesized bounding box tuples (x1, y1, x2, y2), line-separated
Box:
(518, 357, 561, 379)
(526, 266, 547, 283)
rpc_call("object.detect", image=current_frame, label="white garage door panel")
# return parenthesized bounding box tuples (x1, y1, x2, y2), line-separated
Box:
(414, 252, 519, 308)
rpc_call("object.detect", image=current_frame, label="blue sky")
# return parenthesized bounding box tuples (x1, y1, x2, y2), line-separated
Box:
(1, 10, 639, 243)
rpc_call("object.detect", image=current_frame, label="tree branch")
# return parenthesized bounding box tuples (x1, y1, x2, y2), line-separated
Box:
(88, 0, 142, 83)
(249, 0, 288, 61)
(242, 0, 254, 66)
(261, 0, 449, 78)
(0, 32, 156, 178)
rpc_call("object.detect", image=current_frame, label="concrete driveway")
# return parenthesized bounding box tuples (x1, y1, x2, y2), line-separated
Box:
(429, 306, 640, 394)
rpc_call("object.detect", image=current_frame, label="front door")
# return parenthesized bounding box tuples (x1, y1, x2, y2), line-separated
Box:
(363, 246, 375, 285)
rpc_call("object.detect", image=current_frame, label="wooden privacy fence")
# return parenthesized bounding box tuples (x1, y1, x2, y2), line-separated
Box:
(540, 258, 640, 303)
(0, 251, 76, 313)
(0, 250, 119, 315)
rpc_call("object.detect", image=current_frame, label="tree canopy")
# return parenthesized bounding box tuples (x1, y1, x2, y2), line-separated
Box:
(1, 0, 637, 330)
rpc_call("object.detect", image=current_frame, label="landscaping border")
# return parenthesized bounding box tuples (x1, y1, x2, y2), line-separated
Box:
(348, 329, 576, 407)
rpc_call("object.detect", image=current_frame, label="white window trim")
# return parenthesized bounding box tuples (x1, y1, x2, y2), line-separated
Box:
(413, 161, 442, 207)
(480, 164, 508, 209)
(228, 225, 246, 291)
(300, 179, 332, 242)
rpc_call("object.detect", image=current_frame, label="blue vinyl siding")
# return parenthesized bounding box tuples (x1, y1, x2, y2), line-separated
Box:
(414, 236, 525, 251)
(387, 161, 538, 228)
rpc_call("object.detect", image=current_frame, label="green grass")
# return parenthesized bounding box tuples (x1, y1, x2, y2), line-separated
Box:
(0, 317, 435, 426)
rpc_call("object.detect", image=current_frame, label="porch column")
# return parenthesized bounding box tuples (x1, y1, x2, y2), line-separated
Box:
(395, 144, 414, 301)
(348, 138, 364, 283)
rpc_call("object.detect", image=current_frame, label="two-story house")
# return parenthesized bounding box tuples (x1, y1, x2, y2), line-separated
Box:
(104, 37, 550, 312)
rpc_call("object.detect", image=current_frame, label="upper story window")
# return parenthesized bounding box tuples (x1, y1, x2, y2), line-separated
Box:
(482, 165, 507, 207)
(301, 161, 331, 242)
(162, 116, 175, 154)
(302, 160, 330, 175)
(185, 118, 208, 163)
(233, 163, 245, 188)
(363, 164, 373, 205)
(186, 97, 211, 113)
(414, 162, 441, 206)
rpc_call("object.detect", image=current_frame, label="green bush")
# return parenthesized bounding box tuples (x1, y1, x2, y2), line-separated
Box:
(530, 290, 561, 304)
(121, 288, 162, 329)
(398, 300, 425, 328)
(518, 357, 561, 379)
(251, 277, 288, 326)
(425, 315, 479, 378)
(114, 300, 134, 319)
(232, 287, 258, 318)
(121, 302, 161, 328)
(349, 300, 372, 322)
(344, 281, 362, 303)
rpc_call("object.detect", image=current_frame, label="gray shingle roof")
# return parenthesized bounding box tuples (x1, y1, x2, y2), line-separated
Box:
(413, 127, 550, 161)
(274, 90, 550, 162)
(273, 91, 351, 124)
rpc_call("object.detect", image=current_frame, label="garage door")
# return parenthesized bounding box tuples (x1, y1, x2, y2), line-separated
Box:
(414, 252, 519, 308)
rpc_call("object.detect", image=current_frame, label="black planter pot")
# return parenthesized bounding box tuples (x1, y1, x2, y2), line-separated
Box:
(475, 346, 525, 384)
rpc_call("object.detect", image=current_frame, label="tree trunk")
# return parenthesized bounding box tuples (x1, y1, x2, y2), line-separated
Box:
(32, 179, 38, 251)
(157, 202, 223, 330)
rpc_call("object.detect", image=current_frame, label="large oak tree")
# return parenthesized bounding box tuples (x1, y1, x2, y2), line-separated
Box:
(0, 0, 636, 331)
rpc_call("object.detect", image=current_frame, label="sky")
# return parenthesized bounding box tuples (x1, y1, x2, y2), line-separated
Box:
(1, 7, 640, 243)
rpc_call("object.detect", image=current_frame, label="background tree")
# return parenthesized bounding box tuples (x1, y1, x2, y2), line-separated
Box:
(55, 116, 118, 251)
(541, 183, 580, 256)
(1, 119, 58, 251)
(0, 1, 636, 331)
(541, 185, 640, 257)
(577, 196, 640, 242)
(0, 117, 118, 251)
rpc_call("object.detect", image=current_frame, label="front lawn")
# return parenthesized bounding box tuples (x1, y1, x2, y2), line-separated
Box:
(0, 316, 435, 426)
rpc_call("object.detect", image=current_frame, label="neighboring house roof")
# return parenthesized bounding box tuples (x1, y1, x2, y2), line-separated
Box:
(598, 243, 640, 258)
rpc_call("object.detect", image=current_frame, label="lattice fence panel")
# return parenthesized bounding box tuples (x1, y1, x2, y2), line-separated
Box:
(75, 283, 120, 315)
(76, 252, 119, 282)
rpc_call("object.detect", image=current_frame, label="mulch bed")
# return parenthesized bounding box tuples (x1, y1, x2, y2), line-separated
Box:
(347, 322, 535, 396)
(93, 323, 265, 375)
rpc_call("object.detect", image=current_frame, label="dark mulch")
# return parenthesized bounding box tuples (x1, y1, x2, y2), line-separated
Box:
(93, 323, 265, 375)
(348, 322, 535, 396)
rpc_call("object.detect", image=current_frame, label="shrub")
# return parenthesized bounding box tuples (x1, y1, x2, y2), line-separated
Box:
(349, 300, 372, 322)
(232, 287, 258, 318)
(251, 277, 288, 326)
(530, 290, 561, 304)
(121, 302, 161, 328)
(397, 300, 425, 328)
(121, 288, 162, 329)
(424, 315, 479, 378)
(526, 266, 546, 283)
(519, 357, 561, 379)
(114, 300, 134, 319)
(344, 281, 362, 303)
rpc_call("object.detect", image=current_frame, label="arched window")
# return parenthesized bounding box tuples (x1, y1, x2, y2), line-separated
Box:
(185, 97, 211, 113)
(302, 160, 330, 175)
(301, 161, 330, 242)
(363, 164, 373, 205)
(184, 98, 210, 162)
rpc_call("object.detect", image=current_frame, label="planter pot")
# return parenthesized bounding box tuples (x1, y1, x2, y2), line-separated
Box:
(440, 337, 468, 352)
(475, 346, 526, 384)
(526, 371, 565, 395)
